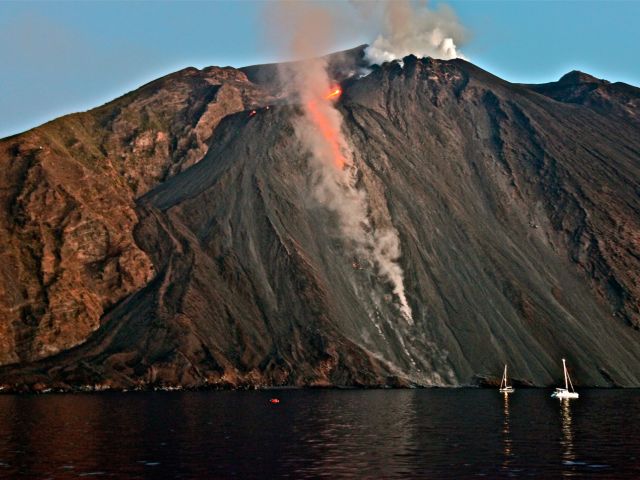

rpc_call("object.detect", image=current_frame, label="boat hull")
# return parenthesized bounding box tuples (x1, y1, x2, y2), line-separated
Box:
(551, 388, 579, 399)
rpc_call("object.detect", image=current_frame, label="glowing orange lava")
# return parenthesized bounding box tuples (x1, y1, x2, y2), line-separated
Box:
(325, 86, 342, 100)
(305, 86, 346, 170)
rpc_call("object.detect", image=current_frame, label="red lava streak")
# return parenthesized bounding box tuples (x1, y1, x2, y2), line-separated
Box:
(306, 86, 346, 170)
(325, 86, 342, 100)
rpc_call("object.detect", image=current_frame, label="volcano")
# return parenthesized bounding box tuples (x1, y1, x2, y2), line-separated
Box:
(1, 46, 639, 391)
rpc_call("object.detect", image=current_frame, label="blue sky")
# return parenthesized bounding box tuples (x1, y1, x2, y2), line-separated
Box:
(1, 0, 638, 139)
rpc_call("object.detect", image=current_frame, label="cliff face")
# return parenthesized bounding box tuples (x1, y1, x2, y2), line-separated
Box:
(1, 48, 639, 390)
(0, 66, 272, 366)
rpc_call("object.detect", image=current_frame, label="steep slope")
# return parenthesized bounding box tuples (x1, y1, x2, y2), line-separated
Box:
(2, 54, 639, 390)
(0, 66, 273, 366)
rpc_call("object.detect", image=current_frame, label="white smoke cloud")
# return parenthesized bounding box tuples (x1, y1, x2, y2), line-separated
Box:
(305, 136, 415, 323)
(371, 229, 412, 320)
(266, 1, 414, 322)
(288, 61, 413, 321)
(364, 1, 467, 64)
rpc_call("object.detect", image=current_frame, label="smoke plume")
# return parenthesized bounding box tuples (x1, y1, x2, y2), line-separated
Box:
(364, 0, 466, 64)
(269, 2, 413, 321)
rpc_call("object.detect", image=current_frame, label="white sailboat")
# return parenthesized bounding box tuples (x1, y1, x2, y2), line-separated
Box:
(551, 358, 579, 399)
(499, 364, 515, 394)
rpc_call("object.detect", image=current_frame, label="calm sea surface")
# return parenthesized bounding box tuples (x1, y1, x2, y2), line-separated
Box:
(0, 389, 637, 478)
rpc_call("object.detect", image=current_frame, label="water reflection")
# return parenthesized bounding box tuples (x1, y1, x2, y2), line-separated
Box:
(501, 392, 514, 473)
(0, 390, 636, 478)
(286, 390, 418, 478)
(560, 398, 576, 476)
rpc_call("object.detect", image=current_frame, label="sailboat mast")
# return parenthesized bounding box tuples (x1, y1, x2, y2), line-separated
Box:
(562, 358, 568, 390)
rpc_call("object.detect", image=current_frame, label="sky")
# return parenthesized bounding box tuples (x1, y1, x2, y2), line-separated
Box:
(0, 0, 638, 139)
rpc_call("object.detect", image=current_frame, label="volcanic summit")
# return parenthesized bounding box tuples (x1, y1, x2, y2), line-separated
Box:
(1, 46, 639, 391)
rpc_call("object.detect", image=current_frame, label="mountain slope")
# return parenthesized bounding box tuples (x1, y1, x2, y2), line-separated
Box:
(0, 66, 273, 366)
(1, 51, 639, 390)
(523, 70, 640, 124)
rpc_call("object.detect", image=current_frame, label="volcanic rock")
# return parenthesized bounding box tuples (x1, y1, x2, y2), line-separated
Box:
(1, 47, 639, 390)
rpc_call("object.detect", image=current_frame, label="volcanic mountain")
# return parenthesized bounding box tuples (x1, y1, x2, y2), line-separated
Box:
(1, 46, 639, 391)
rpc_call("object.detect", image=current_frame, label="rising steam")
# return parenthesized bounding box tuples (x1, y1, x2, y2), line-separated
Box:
(364, 1, 466, 64)
(270, 2, 414, 321)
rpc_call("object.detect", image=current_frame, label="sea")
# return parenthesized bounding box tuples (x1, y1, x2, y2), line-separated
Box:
(0, 388, 637, 478)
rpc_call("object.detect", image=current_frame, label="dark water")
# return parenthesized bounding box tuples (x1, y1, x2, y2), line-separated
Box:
(0, 389, 638, 479)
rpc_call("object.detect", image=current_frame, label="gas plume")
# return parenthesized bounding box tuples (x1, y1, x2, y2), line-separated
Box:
(269, 2, 413, 321)
(364, 0, 466, 64)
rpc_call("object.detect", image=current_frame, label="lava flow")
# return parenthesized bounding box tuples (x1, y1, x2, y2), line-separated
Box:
(325, 86, 342, 100)
(305, 85, 346, 170)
